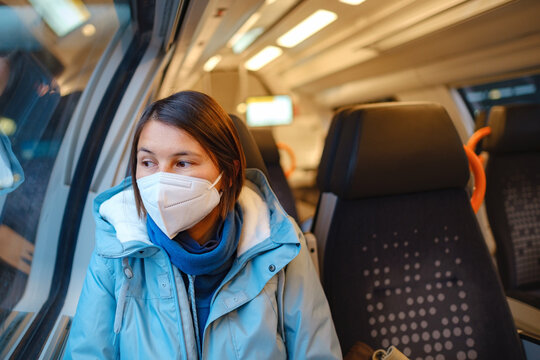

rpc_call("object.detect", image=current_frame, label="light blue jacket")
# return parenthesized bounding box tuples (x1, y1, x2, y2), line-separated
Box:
(64, 169, 342, 359)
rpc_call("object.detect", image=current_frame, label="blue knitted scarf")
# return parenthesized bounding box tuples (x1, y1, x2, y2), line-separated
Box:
(145, 207, 241, 276)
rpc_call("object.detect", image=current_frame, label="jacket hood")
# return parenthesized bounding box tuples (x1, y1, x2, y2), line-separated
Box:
(93, 169, 299, 258)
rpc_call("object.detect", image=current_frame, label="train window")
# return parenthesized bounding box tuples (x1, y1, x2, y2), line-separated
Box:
(457, 73, 540, 120)
(0, 0, 130, 341)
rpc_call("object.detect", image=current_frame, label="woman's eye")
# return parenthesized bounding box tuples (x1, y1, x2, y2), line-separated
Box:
(176, 161, 191, 168)
(141, 160, 155, 167)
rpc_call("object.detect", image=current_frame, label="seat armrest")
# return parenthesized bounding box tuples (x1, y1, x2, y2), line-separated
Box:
(507, 296, 540, 336)
(518, 329, 540, 360)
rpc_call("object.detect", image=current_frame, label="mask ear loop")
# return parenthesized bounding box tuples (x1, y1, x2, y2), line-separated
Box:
(208, 172, 223, 190)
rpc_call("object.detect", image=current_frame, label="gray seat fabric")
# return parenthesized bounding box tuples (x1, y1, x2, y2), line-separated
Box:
(229, 115, 299, 222)
(229, 114, 269, 177)
(313, 102, 524, 359)
(472, 110, 487, 154)
(483, 104, 540, 309)
(250, 128, 299, 223)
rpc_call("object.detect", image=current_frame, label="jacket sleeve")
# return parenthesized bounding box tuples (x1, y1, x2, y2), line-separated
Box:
(63, 251, 117, 359)
(283, 229, 343, 359)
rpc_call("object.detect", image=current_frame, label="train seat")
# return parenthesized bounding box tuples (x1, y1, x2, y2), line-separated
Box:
(250, 128, 299, 223)
(229, 114, 269, 177)
(313, 102, 524, 358)
(472, 110, 487, 155)
(483, 104, 540, 311)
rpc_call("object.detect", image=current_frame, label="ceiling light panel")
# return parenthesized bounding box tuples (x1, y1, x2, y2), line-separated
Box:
(339, 0, 366, 5)
(203, 55, 222, 72)
(232, 27, 264, 54)
(228, 12, 261, 48)
(245, 46, 283, 71)
(277, 9, 338, 48)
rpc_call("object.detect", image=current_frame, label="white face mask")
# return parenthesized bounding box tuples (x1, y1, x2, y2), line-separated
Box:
(137, 171, 223, 239)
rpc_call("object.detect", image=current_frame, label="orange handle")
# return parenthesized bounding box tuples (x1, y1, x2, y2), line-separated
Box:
(276, 142, 296, 178)
(466, 126, 492, 150)
(463, 145, 486, 213)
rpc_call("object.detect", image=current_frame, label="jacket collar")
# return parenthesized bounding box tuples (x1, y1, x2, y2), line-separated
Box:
(93, 169, 299, 258)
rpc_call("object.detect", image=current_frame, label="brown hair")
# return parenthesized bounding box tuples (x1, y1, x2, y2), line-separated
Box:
(130, 91, 246, 219)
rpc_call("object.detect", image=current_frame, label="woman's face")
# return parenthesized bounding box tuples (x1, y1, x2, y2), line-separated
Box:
(136, 120, 221, 187)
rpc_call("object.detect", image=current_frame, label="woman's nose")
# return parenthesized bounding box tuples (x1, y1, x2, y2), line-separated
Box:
(154, 159, 182, 174)
(161, 165, 176, 174)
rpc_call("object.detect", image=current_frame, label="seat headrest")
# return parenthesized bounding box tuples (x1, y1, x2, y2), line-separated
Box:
(229, 114, 269, 177)
(250, 129, 281, 164)
(317, 102, 469, 199)
(484, 104, 540, 154)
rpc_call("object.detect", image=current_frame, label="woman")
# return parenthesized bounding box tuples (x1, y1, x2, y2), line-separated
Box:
(64, 91, 342, 359)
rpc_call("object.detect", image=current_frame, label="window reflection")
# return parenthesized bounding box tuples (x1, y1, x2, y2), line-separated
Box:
(0, 1, 129, 324)
(458, 74, 540, 121)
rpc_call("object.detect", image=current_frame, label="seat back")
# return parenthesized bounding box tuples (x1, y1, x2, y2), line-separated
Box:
(250, 128, 299, 222)
(483, 104, 540, 297)
(229, 114, 269, 176)
(314, 102, 524, 358)
(473, 110, 487, 154)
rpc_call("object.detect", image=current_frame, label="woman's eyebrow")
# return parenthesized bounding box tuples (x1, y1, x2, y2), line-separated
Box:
(137, 147, 202, 158)
(171, 151, 201, 158)
(137, 147, 154, 154)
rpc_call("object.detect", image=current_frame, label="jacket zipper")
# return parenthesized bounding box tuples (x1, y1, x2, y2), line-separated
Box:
(165, 253, 193, 360)
(199, 240, 285, 356)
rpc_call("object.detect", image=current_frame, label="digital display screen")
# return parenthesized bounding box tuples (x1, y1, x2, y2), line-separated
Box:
(246, 95, 293, 127)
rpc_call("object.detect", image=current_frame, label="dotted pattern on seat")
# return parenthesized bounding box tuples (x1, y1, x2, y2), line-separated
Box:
(324, 189, 524, 360)
(361, 227, 477, 360)
(502, 171, 540, 286)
